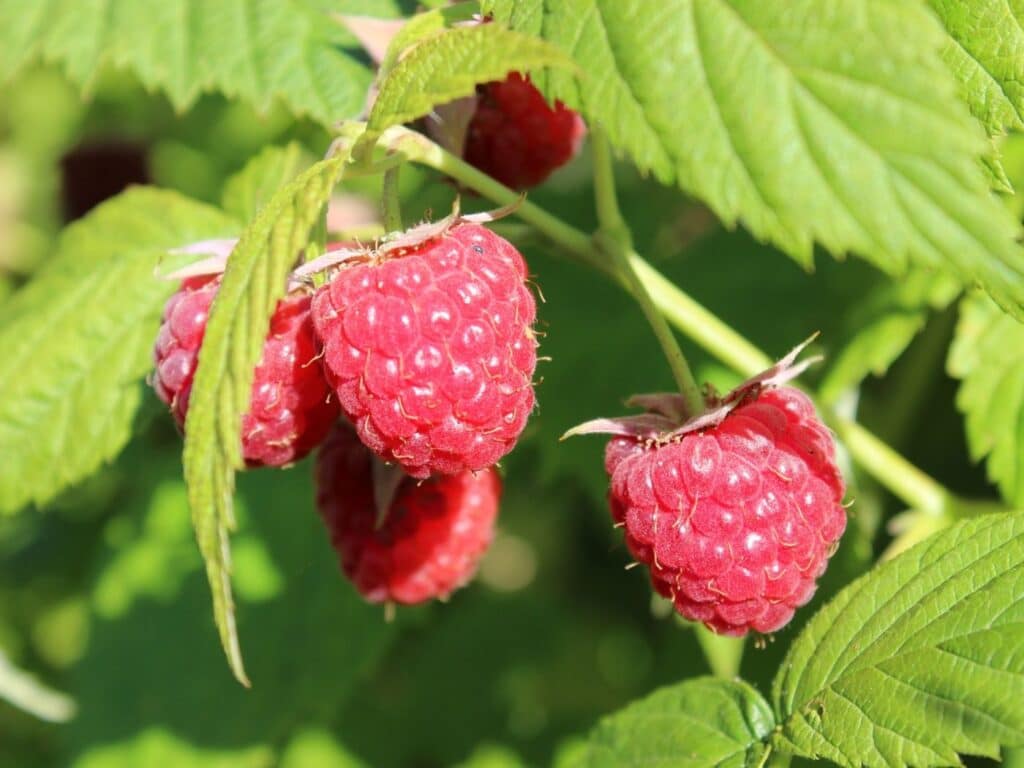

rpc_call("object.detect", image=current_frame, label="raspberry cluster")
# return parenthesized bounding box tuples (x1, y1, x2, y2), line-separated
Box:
(604, 387, 846, 635)
(152, 220, 538, 605)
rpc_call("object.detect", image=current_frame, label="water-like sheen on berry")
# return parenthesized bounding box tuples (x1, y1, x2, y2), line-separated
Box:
(315, 423, 501, 604)
(311, 222, 537, 478)
(605, 387, 846, 635)
(151, 275, 338, 467)
(464, 73, 586, 189)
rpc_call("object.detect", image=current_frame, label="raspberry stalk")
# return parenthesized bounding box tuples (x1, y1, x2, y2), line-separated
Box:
(591, 126, 705, 419)
(381, 165, 402, 233)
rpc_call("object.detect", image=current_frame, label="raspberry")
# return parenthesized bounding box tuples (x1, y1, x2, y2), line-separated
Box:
(152, 275, 338, 467)
(315, 422, 501, 604)
(605, 387, 846, 636)
(464, 73, 586, 189)
(311, 221, 537, 478)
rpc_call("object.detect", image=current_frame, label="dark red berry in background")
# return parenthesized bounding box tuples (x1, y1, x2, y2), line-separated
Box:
(464, 73, 586, 190)
(60, 140, 149, 221)
(152, 275, 338, 467)
(315, 422, 501, 604)
(311, 222, 537, 479)
(605, 387, 846, 636)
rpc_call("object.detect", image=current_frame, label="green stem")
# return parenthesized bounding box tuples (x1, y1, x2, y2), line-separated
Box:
(694, 625, 745, 679)
(632, 257, 772, 376)
(830, 416, 953, 517)
(590, 127, 704, 416)
(389, 127, 598, 261)
(591, 125, 633, 250)
(382, 164, 402, 233)
(382, 125, 965, 519)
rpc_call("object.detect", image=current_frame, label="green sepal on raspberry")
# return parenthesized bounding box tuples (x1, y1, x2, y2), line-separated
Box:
(565, 338, 846, 636)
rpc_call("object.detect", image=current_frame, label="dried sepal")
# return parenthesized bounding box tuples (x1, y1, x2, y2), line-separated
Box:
(291, 245, 368, 282)
(424, 95, 479, 157)
(564, 335, 822, 442)
(561, 414, 677, 441)
(623, 393, 689, 421)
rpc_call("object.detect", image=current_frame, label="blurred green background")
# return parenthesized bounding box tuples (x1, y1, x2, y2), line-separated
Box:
(0, 50, 1011, 767)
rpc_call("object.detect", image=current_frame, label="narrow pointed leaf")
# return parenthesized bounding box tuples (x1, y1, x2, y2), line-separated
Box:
(183, 152, 348, 685)
(221, 142, 312, 223)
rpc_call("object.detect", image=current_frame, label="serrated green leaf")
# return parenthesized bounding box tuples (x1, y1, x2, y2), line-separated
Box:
(221, 142, 313, 222)
(485, 0, 1024, 320)
(0, 0, 372, 127)
(365, 24, 574, 143)
(948, 293, 1024, 508)
(182, 152, 347, 686)
(818, 271, 960, 404)
(0, 188, 236, 514)
(772, 512, 1024, 767)
(584, 677, 774, 768)
(928, 0, 1024, 135)
(377, 3, 480, 80)
(983, 143, 1014, 194)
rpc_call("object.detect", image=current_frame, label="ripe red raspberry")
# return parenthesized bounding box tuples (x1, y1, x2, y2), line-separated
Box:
(464, 73, 586, 189)
(315, 423, 501, 604)
(152, 275, 338, 467)
(310, 222, 537, 478)
(605, 387, 846, 636)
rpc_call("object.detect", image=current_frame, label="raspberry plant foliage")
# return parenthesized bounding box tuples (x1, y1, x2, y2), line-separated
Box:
(2, 2, 1024, 767)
